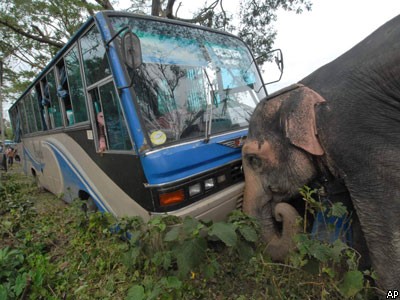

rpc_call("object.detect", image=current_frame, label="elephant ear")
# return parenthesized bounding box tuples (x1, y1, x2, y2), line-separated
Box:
(285, 86, 325, 156)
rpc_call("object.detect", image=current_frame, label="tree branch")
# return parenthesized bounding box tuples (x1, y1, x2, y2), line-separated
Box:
(174, 10, 214, 24)
(0, 19, 64, 48)
(175, 0, 218, 25)
(151, 0, 161, 16)
(165, 0, 176, 18)
(220, 0, 227, 29)
(175, 2, 182, 16)
(94, 0, 114, 10)
(81, 0, 95, 16)
(31, 25, 45, 37)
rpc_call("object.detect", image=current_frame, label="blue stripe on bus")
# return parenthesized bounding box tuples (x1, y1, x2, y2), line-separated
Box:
(23, 147, 45, 172)
(25, 142, 108, 213)
(43, 142, 108, 212)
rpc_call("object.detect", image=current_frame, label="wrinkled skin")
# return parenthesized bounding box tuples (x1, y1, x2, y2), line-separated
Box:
(243, 14, 400, 291)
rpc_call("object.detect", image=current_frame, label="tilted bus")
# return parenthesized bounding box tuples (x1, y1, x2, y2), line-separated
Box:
(8, 11, 271, 221)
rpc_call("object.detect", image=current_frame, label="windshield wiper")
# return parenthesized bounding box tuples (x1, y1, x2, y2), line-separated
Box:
(203, 66, 217, 143)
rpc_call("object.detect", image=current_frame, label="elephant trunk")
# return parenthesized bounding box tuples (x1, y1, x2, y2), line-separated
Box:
(244, 195, 300, 261)
(263, 202, 300, 261)
(242, 161, 300, 261)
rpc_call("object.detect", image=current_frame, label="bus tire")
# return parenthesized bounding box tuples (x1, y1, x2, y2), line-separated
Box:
(31, 169, 41, 189)
(84, 196, 98, 213)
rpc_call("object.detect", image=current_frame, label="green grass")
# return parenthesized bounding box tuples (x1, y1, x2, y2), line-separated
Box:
(0, 166, 379, 299)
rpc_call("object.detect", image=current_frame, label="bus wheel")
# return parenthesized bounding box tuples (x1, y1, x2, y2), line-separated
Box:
(31, 169, 41, 189)
(83, 196, 98, 213)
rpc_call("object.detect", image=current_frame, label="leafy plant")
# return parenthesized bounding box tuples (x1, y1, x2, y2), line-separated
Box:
(292, 186, 376, 299)
(0, 169, 379, 299)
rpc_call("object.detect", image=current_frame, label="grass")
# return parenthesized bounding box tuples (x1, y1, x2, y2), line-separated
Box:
(0, 164, 379, 299)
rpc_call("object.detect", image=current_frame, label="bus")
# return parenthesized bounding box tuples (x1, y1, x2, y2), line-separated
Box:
(9, 11, 272, 221)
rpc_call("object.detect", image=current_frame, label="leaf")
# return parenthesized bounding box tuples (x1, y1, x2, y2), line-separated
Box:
(202, 260, 219, 279)
(236, 239, 254, 260)
(164, 276, 182, 289)
(164, 226, 180, 242)
(0, 285, 8, 300)
(338, 270, 364, 298)
(329, 202, 348, 218)
(309, 242, 331, 262)
(151, 251, 172, 270)
(126, 285, 145, 300)
(182, 217, 202, 236)
(122, 247, 140, 267)
(175, 237, 207, 277)
(238, 225, 258, 242)
(331, 239, 347, 262)
(13, 273, 27, 297)
(209, 222, 237, 247)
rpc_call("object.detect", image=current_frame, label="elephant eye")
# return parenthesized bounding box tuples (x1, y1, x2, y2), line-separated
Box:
(246, 154, 262, 170)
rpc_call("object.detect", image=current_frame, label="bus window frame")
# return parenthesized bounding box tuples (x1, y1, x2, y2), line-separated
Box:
(62, 44, 90, 127)
(55, 61, 70, 127)
(20, 99, 31, 135)
(26, 91, 38, 133)
(39, 79, 52, 131)
(34, 83, 47, 131)
(87, 76, 136, 155)
(79, 22, 135, 155)
(40, 68, 64, 129)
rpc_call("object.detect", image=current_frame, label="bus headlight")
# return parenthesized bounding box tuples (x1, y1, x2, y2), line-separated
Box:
(189, 183, 201, 197)
(217, 174, 226, 183)
(204, 178, 215, 190)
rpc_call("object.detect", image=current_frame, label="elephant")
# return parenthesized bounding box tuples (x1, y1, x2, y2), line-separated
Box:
(242, 14, 400, 291)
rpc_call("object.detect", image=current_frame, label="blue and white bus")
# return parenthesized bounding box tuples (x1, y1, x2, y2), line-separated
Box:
(9, 11, 270, 221)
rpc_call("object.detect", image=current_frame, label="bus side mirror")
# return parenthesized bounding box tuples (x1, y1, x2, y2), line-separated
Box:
(122, 31, 142, 70)
(263, 49, 284, 85)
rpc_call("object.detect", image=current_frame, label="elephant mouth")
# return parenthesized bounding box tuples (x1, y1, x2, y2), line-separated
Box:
(268, 186, 292, 203)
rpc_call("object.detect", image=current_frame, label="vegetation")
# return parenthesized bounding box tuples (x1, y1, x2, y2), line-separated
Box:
(0, 166, 381, 299)
(0, 0, 312, 104)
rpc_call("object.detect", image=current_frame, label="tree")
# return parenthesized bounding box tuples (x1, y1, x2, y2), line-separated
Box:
(0, 0, 312, 104)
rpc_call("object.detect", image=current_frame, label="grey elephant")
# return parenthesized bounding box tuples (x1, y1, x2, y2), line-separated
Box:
(242, 14, 400, 291)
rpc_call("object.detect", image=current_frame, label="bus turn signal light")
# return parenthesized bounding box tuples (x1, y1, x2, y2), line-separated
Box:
(159, 189, 185, 206)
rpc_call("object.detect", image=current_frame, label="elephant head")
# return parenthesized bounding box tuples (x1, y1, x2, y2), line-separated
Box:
(242, 85, 326, 260)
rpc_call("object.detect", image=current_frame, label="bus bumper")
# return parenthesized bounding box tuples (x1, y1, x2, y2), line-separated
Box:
(151, 181, 245, 222)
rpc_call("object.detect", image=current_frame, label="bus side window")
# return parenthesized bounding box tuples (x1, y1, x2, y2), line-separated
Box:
(30, 89, 43, 132)
(89, 84, 133, 153)
(99, 82, 132, 151)
(90, 89, 108, 153)
(40, 80, 52, 130)
(80, 25, 111, 87)
(44, 70, 64, 128)
(35, 84, 48, 130)
(64, 45, 89, 124)
(56, 63, 73, 126)
(18, 100, 29, 135)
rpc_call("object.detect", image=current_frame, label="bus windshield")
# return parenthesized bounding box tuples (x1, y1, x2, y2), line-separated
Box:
(110, 17, 266, 147)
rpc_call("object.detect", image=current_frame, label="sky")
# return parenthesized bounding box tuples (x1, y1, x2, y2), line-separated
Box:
(265, 0, 400, 93)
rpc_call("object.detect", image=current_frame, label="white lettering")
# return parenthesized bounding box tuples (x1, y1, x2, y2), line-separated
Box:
(386, 290, 400, 299)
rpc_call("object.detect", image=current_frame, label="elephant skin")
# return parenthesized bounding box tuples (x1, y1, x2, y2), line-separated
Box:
(242, 14, 400, 291)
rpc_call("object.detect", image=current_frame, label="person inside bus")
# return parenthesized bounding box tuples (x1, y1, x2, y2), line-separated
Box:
(97, 111, 107, 153)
